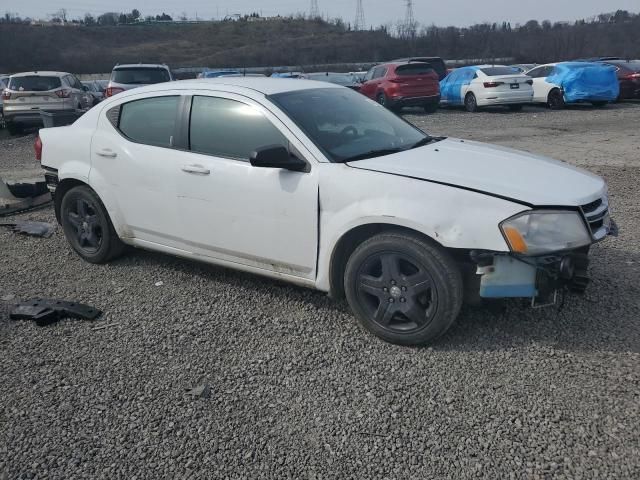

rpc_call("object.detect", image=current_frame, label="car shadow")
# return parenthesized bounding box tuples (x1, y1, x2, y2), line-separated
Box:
(112, 242, 639, 354)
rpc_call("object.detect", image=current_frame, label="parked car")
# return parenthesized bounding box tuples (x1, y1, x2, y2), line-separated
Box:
(105, 64, 173, 98)
(81, 81, 105, 106)
(271, 72, 304, 78)
(37, 78, 616, 346)
(525, 62, 619, 109)
(391, 57, 448, 80)
(198, 70, 241, 78)
(598, 59, 640, 100)
(359, 60, 440, 113)
(439, 65, 534, 112)
(0, 75, 9, 119)
(511, 64, 538, 73)
(305, 72, 363, 90)
(2, 71, 91, 134)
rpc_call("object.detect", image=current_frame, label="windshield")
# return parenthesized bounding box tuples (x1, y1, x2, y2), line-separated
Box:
(270, 88, 429, 162)
(112, 67, 171, 85)
(8, 76, 62, 91)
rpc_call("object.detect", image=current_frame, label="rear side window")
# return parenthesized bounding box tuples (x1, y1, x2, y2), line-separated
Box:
(480, 66, 520, 76)
(9, 76, 62, 91)
(118, 96, 179, 147)
(372, 67, 387, 79)
(189, 96, 287, 160)
(112, 68, 171, 85)
(396, 64, 435, 76)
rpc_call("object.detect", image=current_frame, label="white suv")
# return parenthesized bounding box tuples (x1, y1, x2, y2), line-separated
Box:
(105, 64, 173, 98)
(37, 78, 616, 346)
(2, 71, 90, 134)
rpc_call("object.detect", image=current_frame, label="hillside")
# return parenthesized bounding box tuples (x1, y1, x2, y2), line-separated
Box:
(1, 12, 639, 74)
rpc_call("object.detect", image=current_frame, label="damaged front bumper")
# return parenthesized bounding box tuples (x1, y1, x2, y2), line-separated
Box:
(472, 219, 618, 305)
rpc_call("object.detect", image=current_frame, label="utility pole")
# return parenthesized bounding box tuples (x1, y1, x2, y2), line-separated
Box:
(354, 0, 365, 30)
(310, 0, 320, 18)
(402, 0, 416, 38)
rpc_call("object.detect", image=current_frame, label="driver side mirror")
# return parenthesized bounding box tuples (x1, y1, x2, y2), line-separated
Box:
(250, 145, 309, 173)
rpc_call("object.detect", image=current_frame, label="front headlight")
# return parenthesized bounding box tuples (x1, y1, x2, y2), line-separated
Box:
(500, 210, 591, 255)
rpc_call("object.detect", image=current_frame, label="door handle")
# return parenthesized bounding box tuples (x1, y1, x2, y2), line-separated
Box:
(181, 164, 210, 175)
(96, 149, 117, 158)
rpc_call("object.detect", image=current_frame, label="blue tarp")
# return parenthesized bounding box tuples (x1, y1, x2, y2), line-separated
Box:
(439, 66, 480, 105)
(547, 62, 619, 102)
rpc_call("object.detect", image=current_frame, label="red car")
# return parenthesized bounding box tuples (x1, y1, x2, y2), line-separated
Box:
(602, 60, 640, 100)
(359, 60, 441, 113)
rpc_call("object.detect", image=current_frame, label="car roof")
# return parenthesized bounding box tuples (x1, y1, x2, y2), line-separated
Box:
(9, 71, 70, 78)
(113, 64, 170, 70)
(118, 77, 343, 96)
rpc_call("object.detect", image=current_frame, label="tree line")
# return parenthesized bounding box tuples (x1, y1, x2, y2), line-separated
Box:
(0, 9, 638, 74)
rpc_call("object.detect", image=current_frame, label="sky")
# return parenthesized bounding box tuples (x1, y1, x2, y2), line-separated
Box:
(10, 0, 640, 27)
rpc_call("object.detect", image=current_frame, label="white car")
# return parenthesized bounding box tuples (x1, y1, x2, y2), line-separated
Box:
(439, 65, 534, 112)
(37, 78, 615, 346)
(526, 62, 619, 109)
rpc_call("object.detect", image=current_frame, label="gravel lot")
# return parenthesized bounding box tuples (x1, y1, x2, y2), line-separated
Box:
(1, 103, 639, 479)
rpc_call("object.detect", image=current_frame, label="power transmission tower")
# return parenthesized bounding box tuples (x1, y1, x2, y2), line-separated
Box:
(402, 0, 416, 38)
(310, 0, 320, 18)
(354, 0, 365, 30)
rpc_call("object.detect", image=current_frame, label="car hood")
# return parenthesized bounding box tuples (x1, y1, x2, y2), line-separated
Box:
(346, 138, 606, 206)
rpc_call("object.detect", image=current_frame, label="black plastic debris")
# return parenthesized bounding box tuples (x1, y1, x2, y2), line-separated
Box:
(10, 299, 102, 327)
(0, 221, 55, 238)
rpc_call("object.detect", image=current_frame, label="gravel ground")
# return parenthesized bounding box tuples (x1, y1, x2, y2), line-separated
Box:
(1, 104, 639, 479)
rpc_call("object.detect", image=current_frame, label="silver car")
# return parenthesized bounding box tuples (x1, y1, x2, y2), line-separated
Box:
(105, 64, 173, 98)
(81, 81, 105, 106)
(2, 71, 90, 134)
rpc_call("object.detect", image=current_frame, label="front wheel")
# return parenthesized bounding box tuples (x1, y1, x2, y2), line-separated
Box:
(60, 185, 125, 264)
(464, 93, 478, 112)
(344, 232, 463, 346)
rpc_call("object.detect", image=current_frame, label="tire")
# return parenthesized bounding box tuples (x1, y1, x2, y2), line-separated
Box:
(6, 121, 22, 135)
(464, 93, 478, 112)
(344, 231, 463, 346)
(424, 102, 439, 114)
(547, 89, 565, 109)
(60, 185, 125, 264)
(508, 104, 523, 112)
(591, 101, 607, 108)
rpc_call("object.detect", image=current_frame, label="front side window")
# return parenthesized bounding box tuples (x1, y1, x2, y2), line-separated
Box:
(189, 96, 287, 160)
(118, 96, 179, 147)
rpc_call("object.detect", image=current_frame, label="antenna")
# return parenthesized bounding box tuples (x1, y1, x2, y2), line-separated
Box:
(310, 0, 320, 18)
(354, 0, 365, 30)
(402, 0, 416, 38)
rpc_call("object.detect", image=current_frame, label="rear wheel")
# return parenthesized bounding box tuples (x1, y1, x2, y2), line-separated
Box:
(424, 102, 439, 114)
(547, 89, 565, 109)
(464, 93, 478, 112)
(344, 231, 463, 346)
(508, 104, 523, 112)
(60, 185, 125, 264)
(6, 121, 22, 135)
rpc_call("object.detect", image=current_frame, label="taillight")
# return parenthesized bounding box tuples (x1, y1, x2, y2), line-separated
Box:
(105, 87, 124, 97)
(627, 73, 640, 79)
(34, 136, 43, 162)
(483, 82, 504, 88)
(55, 89, 72, 98)
(1, 89, 10, 100)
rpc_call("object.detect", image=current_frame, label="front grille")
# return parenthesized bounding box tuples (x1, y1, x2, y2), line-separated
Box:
(580, 196, 609, 240)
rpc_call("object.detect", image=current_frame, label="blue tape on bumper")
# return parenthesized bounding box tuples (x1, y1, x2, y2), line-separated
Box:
(480, 284, 537, 298)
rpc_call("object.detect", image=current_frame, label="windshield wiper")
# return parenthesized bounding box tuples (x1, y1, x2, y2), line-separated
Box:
(340, 148, 405, 162)
(408, 136, 436, 149)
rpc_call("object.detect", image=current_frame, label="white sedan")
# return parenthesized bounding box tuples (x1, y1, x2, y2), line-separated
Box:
(38, 78, 615, 346)
(439, 65, 534, 112)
